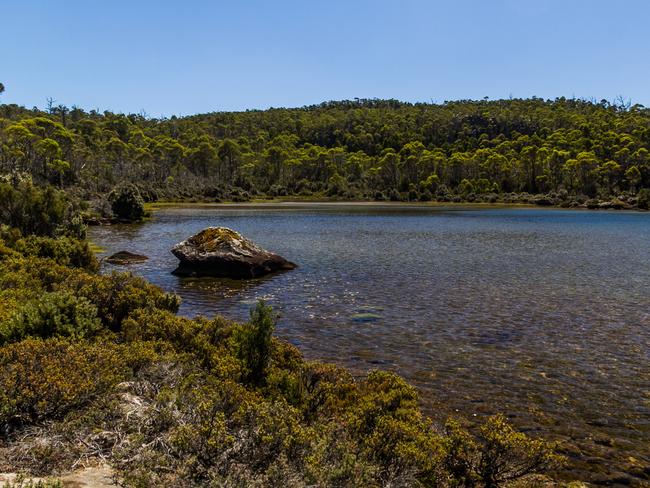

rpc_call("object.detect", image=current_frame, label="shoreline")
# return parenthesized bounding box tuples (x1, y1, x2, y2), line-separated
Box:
(144, 198, 648, 212)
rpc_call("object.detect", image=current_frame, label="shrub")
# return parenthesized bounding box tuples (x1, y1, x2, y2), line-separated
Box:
(421, 174, 440, 193)
(408, 183, 419, 201)
(351, 371, 444, 482)
(443, 415, 563, 488)
(298, 362, 355, 421)
(232, 301, 276, 385)
(268, 184, 287, 197)
(637, 188, 650, 209)
(0, 180, 67, 236)
(0, 338, 126, 429)
(0, 251, 80, 296)
(476, 415, 563, 487)
(108, 183, 146, 222)
(0, 291, 102, 345)
(0, 289, 25, 324)
(12, 236, 98, 271)
(66, 271, 181, 331)
(300, 370, 446, 486)
(122, 308, 202, 345)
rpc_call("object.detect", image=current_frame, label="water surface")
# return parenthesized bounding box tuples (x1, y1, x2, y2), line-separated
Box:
(90, 203, 650, 483)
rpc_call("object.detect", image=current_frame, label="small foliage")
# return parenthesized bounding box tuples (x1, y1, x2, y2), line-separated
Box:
(0, 291, 101, 345)
(108, 183, 146, 222)
(0, 338, 125, 429)
(232, 301, 277, 385)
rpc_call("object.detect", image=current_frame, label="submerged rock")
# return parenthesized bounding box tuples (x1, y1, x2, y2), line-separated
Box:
(171, 227, 296, 278)
(351, 312, 383, 323)
(105, 250, 148, 264)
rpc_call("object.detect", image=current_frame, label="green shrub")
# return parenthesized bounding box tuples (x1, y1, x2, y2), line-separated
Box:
(1, 291, 102, 345)
(408, 183, 419, 201)
(232, 301, 276, 385)
(443, 415, 563, 488)
(299, 362, 355, 421)
(0, 252, 80, 296)
(66, 271, 181, 331)
(122, 308, 202, 345)
(476, 415, 563, 487)
(352, 371, 445, 483)
(12, 236, 98, 271)
(0, 180, 67, 236)
(326, 172, 348, 196)
(421, 174, 440, 193)
(108, 183, 146, 222)
(0, 289, 27, 323)
(443, 419, 481, 486)
(124, 308, 221, 349)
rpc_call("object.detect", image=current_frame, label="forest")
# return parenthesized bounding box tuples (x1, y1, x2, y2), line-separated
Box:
(1, 96, 649, 210)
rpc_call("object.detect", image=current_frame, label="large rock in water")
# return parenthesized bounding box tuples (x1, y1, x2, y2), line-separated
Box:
(171, 227, 296, 278)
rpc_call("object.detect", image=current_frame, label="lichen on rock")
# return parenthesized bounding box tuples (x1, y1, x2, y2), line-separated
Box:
(171, 227, 296, 279)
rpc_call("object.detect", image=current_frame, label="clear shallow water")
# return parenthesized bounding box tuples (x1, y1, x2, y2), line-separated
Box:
(90, 203, 650, 483)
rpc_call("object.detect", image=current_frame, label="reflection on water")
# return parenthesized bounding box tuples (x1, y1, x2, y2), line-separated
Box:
(90, 203, 650, 483)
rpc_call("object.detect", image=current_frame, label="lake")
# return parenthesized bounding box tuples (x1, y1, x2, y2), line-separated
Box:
(89, 203, 650, 483)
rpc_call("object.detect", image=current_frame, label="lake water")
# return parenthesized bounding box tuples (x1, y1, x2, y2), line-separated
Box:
(89, 203, 650, 484)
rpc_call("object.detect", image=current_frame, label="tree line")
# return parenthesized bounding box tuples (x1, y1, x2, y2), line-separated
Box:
(1, 95, 649, 205)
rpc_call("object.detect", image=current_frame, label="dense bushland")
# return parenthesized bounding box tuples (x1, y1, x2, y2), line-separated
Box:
(1, 97, 649, 209)
(0, 224, 563, 485)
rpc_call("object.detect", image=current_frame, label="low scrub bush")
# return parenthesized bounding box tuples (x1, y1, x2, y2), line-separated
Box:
(65, 271, 181, 331)
(0, 338, 125, 430)
(443, 416, 564, 487)
(12, 236, 97, 271)
(0, 291, 102, 345)
(0, 178, 85, 238)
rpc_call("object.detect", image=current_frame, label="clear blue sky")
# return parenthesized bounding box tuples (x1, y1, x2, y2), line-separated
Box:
(1, 0, 649, 116)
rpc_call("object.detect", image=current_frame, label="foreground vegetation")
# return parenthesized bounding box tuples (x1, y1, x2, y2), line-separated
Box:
(0, 97, 649, 214)
(0, 179, 566, 486)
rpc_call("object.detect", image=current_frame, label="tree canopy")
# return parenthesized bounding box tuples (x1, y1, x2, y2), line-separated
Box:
(1, 97, 648, 203)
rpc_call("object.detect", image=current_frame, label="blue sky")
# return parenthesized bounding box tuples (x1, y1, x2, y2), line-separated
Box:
(1, 0, 649, 116)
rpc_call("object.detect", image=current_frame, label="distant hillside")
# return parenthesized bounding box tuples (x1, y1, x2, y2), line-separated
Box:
(1, 97, 649, 206)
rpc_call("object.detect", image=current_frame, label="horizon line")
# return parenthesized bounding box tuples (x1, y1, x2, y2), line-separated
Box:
(0, 94, 644, 120)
